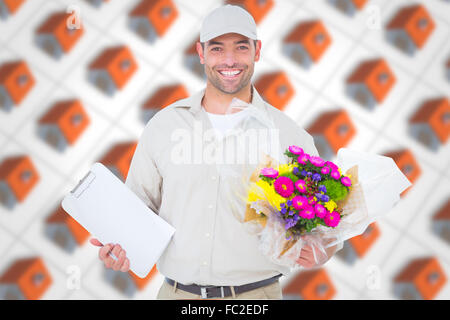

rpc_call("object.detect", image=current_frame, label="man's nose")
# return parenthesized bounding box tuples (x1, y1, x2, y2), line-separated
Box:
(222, 50, 237, 66)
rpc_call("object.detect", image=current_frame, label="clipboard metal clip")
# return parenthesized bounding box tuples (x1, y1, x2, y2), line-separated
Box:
(71, 170, 96, 198)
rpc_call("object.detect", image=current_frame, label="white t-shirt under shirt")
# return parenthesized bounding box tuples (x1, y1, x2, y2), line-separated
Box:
(205, 109, 249, 139)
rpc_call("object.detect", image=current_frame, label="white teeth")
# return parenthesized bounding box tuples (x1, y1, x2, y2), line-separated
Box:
(219, 70, 241, 76)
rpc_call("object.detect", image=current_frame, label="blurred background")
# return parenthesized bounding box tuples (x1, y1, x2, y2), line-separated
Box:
(0, 0, 449, 300)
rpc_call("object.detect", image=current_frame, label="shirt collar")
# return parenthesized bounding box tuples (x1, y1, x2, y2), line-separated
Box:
(171, 85, 270, 119)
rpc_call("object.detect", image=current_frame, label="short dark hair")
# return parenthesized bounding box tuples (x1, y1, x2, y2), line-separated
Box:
(200, 39, 257, 51)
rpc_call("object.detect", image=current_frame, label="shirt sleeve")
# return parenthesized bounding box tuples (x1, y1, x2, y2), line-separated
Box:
(125, 123, 162, 215)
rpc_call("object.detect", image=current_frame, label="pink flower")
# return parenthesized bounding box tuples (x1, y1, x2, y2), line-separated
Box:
(341, 176, 352, 187)
(309, 156, 325, 167)
(324, 211, 340, 227)
(274, 176, 294, 198)
(292, 195, 308, 210)
(297, 153, 310, 165)
(321, 166, 330, 175)
(299, 205, 315, 220)
(288, 145, 304, 155)
(261, 167, 278, 179)
(314, 203, 327, 219)
(330, 170, 341, 180)
(307, 196, 317, 206)
(295, 179, 307, 193)
(325, 161, 339, 171)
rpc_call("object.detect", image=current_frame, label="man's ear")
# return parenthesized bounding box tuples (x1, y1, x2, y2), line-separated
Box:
(254, 40, 262, 62)
(196, 41, 205, 64)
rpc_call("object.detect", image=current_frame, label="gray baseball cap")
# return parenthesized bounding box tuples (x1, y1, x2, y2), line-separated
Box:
(200, 5, 257, 43)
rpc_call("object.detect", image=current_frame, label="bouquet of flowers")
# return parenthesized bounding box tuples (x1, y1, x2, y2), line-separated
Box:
(215, 98, 411, 269)
(228, 145, 411, 268)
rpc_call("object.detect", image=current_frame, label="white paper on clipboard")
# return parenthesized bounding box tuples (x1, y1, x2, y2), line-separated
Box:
(61, 162, 175, 278)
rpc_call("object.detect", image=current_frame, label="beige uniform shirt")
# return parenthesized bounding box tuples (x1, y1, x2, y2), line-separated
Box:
(125, 85, 332, 286)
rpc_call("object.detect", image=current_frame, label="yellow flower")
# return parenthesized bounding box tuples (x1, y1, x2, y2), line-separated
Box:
(252, 179, 285, 211)
(324, 200, 337, 212)
(276, 163, 296, 176)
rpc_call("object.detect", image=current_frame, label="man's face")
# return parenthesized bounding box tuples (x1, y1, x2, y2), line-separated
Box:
(197, 33, 261, 95)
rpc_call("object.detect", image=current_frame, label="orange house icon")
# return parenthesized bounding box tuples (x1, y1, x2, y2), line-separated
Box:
(346, 58, 396, 110)
(432, 199, 450, 245)
(142, 83, 189, 123)
(307, 109, 356, 160)
(88, 45, 138, 96)
(0, 0, 26, 19)
(35, 11, 84, 60)
(226, 0, 274, 24)
(386, 4, 435, 56)
(409, 97, 449, 152)
(383, 149, 420, 197)
(328, 0, 368, 16)
(394, 256, 447, 300)
(0, 60, 35, 112)
(86, 0, 110, 8)
(99, 142, 138, 181)
(254, 71, 295, 111)
(45, 205, 90, 253)
(184, 37, 205, 80)
(337, 222, 380, 264)
(129, 0, 178, 43)
(0, 155, 40, 209)
(282, 20, 332, 69)
(0, 257, 52, 300)
(105, 264, 158, 297)
(38, 99, 90, 152)
(446, 58, 450, 81)
(283, 268, 336, 300)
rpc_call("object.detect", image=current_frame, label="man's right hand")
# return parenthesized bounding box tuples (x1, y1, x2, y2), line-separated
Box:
(90, 238, 130, 272)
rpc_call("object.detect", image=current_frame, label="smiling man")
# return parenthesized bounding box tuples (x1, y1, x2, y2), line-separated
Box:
(90, 4, 342, 300)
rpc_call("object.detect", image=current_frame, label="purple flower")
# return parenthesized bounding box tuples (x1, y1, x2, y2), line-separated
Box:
(312, 173, 322, 182)
(309, 156, 325, 167)
(341, 176, 352, 187)
(318, 184, 327, 193)
(274, 176, 294, 198)
(321, 166, 330, 175)
(288, 145, 304, 155)
(321, 194, 330, 202)
(300, 170, 308, 176)
(315, 193, 325, 201)
(281, 207, 287, 214)
(297, 153, 310, 165)
(293, 167, 299, 175)
(286, 200, 293, 206)
(261, 167, 278, 179)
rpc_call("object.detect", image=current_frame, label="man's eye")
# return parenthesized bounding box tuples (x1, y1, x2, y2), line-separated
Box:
(211, 47, 221, 51)
(239, 46, 249, 50)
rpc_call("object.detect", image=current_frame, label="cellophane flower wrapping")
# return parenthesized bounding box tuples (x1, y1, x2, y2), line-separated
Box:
(217, 99, 411, 269)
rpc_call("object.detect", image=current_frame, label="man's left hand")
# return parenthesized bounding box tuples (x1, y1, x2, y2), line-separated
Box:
(295, 244, 338, 268)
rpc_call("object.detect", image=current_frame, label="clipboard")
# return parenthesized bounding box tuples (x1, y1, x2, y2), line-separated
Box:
(61, 162, 175, 278)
